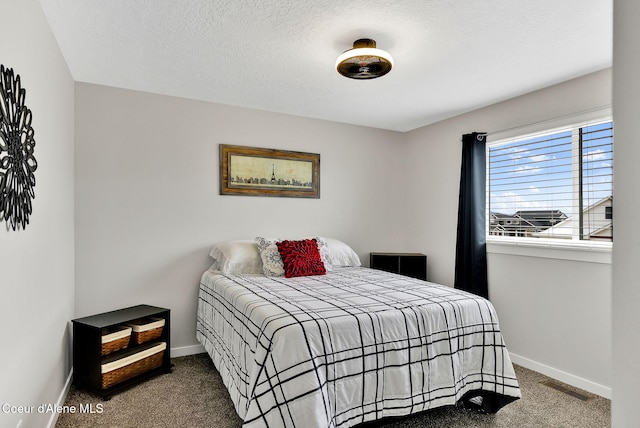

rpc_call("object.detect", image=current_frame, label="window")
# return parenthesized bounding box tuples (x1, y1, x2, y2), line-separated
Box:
(488, 120, 613, 244)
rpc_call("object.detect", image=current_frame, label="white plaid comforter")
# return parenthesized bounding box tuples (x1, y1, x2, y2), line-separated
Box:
(196, 267, 520, 428)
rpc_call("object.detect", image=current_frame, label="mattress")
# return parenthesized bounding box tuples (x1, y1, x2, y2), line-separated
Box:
(196, 266, 520, 428)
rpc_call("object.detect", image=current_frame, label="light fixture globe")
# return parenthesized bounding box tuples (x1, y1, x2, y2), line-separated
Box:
(336, 38, 393, 80)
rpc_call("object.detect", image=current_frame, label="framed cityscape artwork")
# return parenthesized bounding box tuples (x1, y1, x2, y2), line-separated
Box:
(219, 144, 320, 198)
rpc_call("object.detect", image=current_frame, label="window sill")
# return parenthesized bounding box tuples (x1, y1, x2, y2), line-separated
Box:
(486, 237, 612, 264)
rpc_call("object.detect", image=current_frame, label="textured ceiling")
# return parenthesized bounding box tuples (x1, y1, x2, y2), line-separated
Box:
(38, 0, 612, 132)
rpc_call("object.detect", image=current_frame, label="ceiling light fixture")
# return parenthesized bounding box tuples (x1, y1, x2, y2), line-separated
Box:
(336, 38, 393, 80)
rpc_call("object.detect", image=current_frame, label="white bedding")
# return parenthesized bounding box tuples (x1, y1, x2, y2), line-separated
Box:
(196, 267, 520, 428)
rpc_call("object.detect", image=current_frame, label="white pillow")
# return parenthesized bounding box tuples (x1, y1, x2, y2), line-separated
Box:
(325, 238, 361, 267)
(314, 237, 333, 272)
(208, 240, 263, 274)
(255, 237, 284, 276)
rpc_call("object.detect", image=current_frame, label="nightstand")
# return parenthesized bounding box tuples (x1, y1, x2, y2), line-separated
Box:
(72, 304, 172, 399)
(370, 252, 427, 280)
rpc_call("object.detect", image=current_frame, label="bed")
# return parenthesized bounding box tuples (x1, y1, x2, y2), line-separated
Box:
(196, 238, 520, 428)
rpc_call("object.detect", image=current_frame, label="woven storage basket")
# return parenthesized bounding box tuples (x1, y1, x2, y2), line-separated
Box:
(101, 342, 166, 389)
(101, 325, 132, 356)
(127, 317, 165, 345)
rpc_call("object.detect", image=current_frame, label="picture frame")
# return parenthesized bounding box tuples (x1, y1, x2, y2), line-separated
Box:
(219, 144, 320, 198)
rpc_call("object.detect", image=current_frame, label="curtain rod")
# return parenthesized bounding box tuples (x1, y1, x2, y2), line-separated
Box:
(486, 104, 612, 138)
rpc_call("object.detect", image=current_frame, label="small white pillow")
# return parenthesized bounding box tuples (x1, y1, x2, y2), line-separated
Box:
(255, 237, 284, 276)
(314, 237, 333, 272)
(325, 238, 361, 267)
(209, 240, 263, 274)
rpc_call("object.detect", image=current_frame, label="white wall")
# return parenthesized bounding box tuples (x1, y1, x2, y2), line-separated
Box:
(73, 70, 616, 401)
(0, 1, 75, 427)
(612, 1, 640, 426)
(404, 69, 613, 396)
(74, 83, 407, 354)
(488, 250, 611, 396)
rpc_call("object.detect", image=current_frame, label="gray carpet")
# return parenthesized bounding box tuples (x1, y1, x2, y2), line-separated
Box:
(56, 354, 610, 428)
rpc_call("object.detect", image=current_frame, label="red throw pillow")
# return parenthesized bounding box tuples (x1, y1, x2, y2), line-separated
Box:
(276, 239, 327, 278)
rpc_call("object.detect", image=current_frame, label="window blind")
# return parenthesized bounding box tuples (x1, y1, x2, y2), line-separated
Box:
(488, 120, 613, 242)
(580, 121, 614, 240)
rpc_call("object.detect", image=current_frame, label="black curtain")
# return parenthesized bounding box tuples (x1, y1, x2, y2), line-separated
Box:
(454, 132, 488, 299)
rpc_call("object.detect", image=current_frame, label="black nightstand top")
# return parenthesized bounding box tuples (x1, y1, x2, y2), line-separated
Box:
(370, 252, 426, 257)
(72, 304, 169, 329)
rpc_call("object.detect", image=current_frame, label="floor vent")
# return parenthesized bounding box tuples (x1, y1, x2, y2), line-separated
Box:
(541, 380, 591, 401)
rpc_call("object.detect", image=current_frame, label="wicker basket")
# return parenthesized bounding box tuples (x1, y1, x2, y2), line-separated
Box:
(101, 342, 166, 389)
(127, 317, 165, 345)
(101, 325, 132, 356)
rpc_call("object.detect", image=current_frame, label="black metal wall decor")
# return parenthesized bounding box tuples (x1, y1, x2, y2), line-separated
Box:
(0, 65, 37, 231)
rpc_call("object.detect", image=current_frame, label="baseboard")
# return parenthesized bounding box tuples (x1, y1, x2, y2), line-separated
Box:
(509, 352, 611, 399)
(46, 369, 73, 428)
(170, 344, 205, 358)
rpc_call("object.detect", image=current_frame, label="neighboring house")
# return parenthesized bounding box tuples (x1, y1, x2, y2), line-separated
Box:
(490, 210, 568, 237)
(532, 196, 613, 240)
